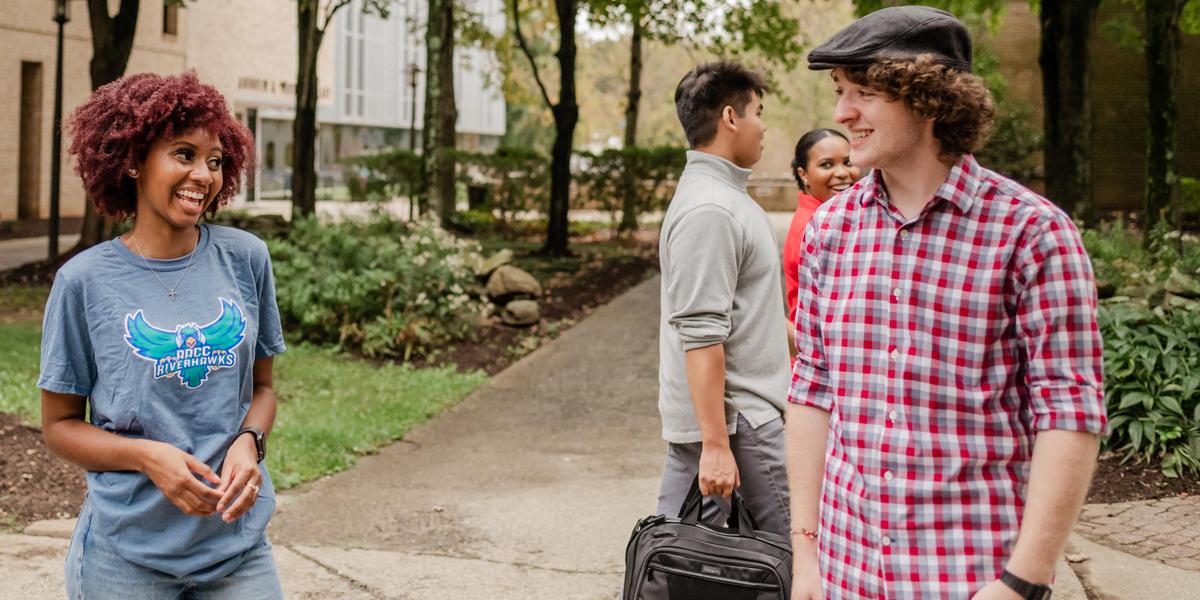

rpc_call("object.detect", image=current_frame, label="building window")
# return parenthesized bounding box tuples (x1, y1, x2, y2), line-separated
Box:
(266, 142, 276, 171)
(163, 2, 180, 36)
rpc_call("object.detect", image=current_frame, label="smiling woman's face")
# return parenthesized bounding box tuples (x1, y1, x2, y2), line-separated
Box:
(798, 135, 860, 201)
(133, 128, 224, 232)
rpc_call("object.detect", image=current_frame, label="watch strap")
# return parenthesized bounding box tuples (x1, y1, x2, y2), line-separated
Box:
(1001, 569, 1052, 600)
(236, 426, 265, 463)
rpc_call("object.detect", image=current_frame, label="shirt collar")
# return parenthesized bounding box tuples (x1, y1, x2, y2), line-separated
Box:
(857, 154, 982, 214)
(684, 150, 753, 191)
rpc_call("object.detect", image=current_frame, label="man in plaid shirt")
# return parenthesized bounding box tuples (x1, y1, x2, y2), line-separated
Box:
(786, 7, 1107, 600)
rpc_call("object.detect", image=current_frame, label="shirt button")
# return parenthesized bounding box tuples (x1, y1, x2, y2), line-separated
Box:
(899, 230, 910, 240)
(889, 349, 900, 360)
(881, 536, 892, 546)
(888, 410, 899, 421)
(892, 288, 902, 301)
(883, 471, 893, 481)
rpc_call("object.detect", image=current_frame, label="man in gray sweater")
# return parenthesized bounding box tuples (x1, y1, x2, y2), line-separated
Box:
(656, 62, 791, 535)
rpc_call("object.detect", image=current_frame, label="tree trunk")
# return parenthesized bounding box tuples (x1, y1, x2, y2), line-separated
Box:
(543, 0, 578, 256)
(291, 2, 322, 219)
(618, 11, 643, 234)
(1143, 0, 1187, 237)
(423, 0, 458, 227)
(1038, 0, 1100, 225)
(72, 0, 140, 252)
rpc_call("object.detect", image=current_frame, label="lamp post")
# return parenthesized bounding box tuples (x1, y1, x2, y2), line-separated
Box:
(49, 0, 71, 262)
(408, 62, 420, 152)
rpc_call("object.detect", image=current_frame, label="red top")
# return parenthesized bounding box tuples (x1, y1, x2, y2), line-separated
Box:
(783, 191, 824, 324)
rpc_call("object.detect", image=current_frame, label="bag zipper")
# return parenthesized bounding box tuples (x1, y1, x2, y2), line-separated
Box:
(631, 546, 787, 599)
(647, 563, 780, 592)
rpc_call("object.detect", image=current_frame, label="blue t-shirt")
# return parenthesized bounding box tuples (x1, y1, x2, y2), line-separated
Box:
(38, 224, 286, 578)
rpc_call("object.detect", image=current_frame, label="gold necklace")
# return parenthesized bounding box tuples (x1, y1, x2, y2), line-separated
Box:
(129, 228, 200, 301)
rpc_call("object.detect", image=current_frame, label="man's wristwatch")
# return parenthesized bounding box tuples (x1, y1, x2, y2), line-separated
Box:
(1001, 569, 1052, 600)
(236, 426, 266, 463)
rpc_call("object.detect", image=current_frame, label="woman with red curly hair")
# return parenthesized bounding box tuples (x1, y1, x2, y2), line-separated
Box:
(38, 71, 285, 598)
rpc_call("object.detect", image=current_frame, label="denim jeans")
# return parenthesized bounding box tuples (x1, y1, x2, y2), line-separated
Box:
(64, 501, 283, 600)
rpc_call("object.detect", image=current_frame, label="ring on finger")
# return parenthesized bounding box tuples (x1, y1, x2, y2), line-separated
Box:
(247, 483, 260, 496)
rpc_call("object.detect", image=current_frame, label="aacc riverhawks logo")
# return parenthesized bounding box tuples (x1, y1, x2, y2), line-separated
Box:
(124, 298, 246, 389)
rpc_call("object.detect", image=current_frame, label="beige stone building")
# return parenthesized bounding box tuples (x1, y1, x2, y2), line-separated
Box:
(1, 0, 188, 223)
(1, 0, 505, 225)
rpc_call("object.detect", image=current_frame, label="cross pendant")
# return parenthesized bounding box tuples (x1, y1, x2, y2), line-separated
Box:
(168, 290, 177, 301)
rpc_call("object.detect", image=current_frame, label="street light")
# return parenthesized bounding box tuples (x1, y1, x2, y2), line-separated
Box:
(408, 62, 420, 152)
(49, 0, 72, 261)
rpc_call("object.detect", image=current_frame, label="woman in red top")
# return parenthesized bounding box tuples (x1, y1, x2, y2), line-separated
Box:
(782, 129, 861, 324)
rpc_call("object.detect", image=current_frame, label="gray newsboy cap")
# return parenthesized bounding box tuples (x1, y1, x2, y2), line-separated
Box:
(807, 6, 972, 73)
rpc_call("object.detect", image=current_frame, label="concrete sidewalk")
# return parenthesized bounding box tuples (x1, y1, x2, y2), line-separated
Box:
(0, 235, 79, 272)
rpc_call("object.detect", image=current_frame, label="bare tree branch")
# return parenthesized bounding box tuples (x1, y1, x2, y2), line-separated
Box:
(321, 0, 355, 32)
(510, 0, 555, 110)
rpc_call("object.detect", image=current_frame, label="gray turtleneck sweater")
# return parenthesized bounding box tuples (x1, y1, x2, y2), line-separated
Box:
(657, 150, 790, 444)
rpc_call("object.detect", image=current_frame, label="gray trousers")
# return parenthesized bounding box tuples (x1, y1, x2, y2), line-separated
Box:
(656, 413, 791, 536)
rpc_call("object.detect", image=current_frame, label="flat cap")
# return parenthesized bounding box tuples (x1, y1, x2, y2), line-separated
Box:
(807, 6, 972, 73)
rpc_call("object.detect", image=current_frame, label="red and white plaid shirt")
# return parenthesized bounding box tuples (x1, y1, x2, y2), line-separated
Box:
(789, 155, 1106, 598)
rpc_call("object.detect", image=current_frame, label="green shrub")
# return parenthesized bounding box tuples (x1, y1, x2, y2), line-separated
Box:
(450, 208, 500, 234)
(1099, 303, 1200, 477)
(452, 147, 549, 223)
(1080, 219, 1151, 291)
(268, 215, 486, 361)
(206, 209, 290, 240)
(347, 149, 423, 203)
(1181, 176, 1200, 230)
(573, 146, 688, 220)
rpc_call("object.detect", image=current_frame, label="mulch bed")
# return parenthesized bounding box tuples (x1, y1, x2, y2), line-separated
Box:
(412, 232, 660, 375)
(0, 217, 83, 241)
(0, 413, 86, 528)
(1086, 452, 1200, 504)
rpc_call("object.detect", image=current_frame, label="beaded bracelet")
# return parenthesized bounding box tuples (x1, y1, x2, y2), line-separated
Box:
(791, 527, 818, 540)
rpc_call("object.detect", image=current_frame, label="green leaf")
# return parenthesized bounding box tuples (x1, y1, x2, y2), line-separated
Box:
(1160, 395, 1185, 416)
(1119, 391, 1154, 410)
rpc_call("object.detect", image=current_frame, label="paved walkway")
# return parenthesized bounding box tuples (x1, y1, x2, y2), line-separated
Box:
(1076, 496, 1200, 570)
(0, 235, 79, 272)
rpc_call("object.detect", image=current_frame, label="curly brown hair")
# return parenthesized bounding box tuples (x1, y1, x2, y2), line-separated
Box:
(842, 55, 994, 163)
(67, 71, 254, 219)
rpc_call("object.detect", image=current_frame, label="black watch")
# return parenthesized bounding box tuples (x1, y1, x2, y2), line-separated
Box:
(1001, 569, 1052, 600)
(236, 426, 266, 463)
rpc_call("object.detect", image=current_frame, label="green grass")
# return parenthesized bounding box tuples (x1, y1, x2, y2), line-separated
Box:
(0, 320, 43, 423)
(0, 284, 51, 314)
(0, 306, 487, 490)
(258, 343, 487, 489)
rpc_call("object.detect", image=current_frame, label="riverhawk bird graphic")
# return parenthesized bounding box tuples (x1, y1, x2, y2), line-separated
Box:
(124, 298, 246, 389)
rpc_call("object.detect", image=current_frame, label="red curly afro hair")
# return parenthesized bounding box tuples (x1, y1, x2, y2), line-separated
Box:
(67, 71, 254, 219)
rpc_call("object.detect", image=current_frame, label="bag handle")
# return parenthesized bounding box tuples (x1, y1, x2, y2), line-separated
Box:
(677, 475, 761, 535)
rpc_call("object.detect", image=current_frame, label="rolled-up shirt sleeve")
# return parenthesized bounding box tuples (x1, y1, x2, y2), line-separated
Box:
(789, 219, 834, 411)
(664, 206, 741, 351)
(1014, 214, 1107, 434)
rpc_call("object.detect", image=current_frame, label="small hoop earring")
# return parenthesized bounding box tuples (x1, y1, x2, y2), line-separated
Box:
(128, 169, 139, 178)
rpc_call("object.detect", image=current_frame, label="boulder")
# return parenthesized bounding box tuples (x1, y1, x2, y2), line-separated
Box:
(477, 249, 515, 277)
(486, 265, 542, 303)
(1164, 267, 1200, 299)
(500, 299, 540, 326)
